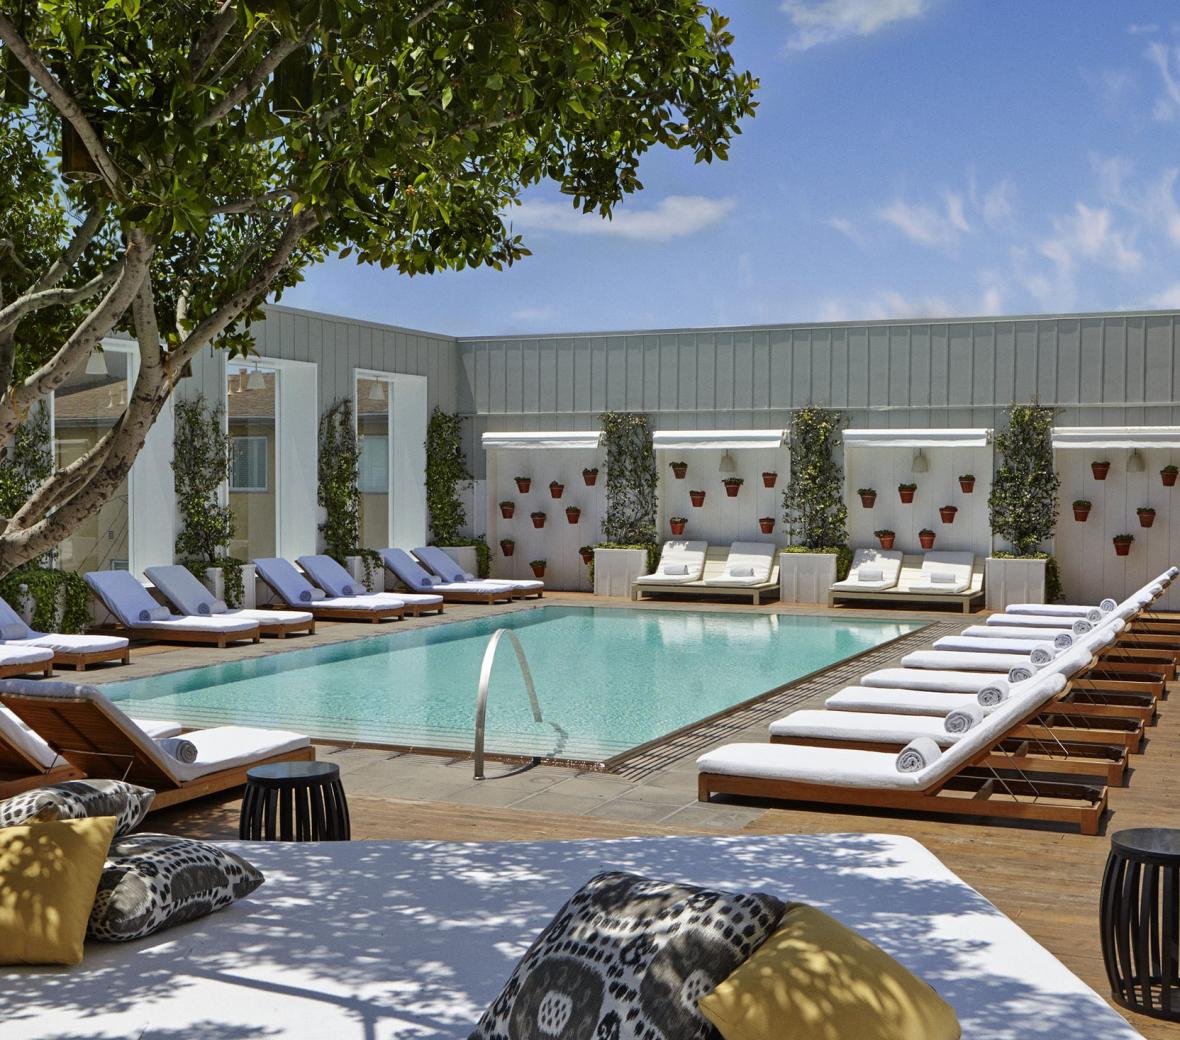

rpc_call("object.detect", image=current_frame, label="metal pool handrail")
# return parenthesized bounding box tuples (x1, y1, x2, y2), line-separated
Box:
(473, 628, 545, 780)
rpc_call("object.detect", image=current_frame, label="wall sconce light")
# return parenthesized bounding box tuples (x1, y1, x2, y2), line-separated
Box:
(718, 451, 737, 474)
(85, 349, 108, 376)
(367, 379, 386, 403)
(911, 449, 929, 473)
(1127, 449, 1145, 473)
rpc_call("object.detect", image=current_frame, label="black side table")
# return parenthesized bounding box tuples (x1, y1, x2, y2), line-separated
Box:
(1100, 827, 1180, 1021)
(239, 761, 351, 841)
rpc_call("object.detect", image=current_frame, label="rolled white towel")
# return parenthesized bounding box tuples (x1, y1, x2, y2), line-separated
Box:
(1029, 642, 1058, 666)
(197, 599, 228, 616)
(978, 679, 1010, 707)
(157, 736, 197, 764)
(1052, 631, 1074, 650)
(1072, 619, 1093, 635)
(1100, 598, 1116, 613)
(1008, 664, 1034, 683)
(1086, 607, 1102, 622)
(945, 704, 985, 734)
(896, 737, 941, 773)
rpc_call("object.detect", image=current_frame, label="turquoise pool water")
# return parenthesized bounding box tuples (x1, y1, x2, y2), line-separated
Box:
(105, 607, 922, 763)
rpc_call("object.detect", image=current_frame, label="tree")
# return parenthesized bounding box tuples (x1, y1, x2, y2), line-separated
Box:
(989, 402, 1060, 555)
(781, 406, 847, 549)
(0, 2, 757, 576)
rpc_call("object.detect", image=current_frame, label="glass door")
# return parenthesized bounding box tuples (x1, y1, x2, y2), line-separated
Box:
(355, 374, 392, 549)
(226, 361, 278, 559)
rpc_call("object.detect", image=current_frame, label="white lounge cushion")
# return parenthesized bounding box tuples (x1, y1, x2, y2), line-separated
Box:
(296, 555, 369, 597)
(826, 686, 991, 717)
(830, 549, 903, 591)
(145, 564, 224, 616)
(10, 632, 129, 656)
(1006, 603, 1105, 618)
(0, 596, 32, 640)
(901, 650, 1022, 673)
(167, 726, 311, 782)
(140, 614, 260, 634)
(253, 557, 329, 606)
(862, 668, 1003, 693)
(411, 547, 542, 593)
(906, 579, 970, 594)
(0, 644, 54, 668)
(703, 542, 776, 587)
(229, 608, 316, 625)
(965, 625, 1076, 642)
(901, 551, 975, 594)
(769, 709, 959, 746)
(933, 635, 1057, 655)
(316, 595, 406, 612)
(636, 540, 708, 584)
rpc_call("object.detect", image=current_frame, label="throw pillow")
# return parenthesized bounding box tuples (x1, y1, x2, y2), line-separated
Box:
(0, 780, 154, 838)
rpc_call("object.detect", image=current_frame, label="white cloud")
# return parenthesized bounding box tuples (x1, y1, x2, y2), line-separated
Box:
(1092, 155, 1180, 247)
(1128, 23, 1160, 36)
(980, 180, 1015, 226)
(781, 0, 928, 51)
(816, 289, 955, 322)
(1041, 203, 1142, 274)
(824, 216, 867, 246)
(1151, 282, 1180, 307)
(1147, 42, 1180, 120)
(878, 191, 970, 249)
(510, 306, 557, 325)
(510, 195, 736, 241)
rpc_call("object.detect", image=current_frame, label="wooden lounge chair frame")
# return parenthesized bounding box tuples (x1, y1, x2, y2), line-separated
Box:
(0, 658, 53, 680)
(0, 688, 314, 810)
(0, 731, 82, 798)
(252, 615, 317, 637)
(256, 572, 407, 622)
(52, 645, 131, 670)
(91, 620, 261, 648)
(632, 547, 781, 605)
(828, 553, 985, 613)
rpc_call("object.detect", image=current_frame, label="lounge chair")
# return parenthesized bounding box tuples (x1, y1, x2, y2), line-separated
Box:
(631, 541, 780, 604)
(633, 540, 708, 589)
(0, 679, 313, 809)
(412, 545, 543, 599)
(379, 548, 514, 604)
(298, 554, 444, 616)
(145, 565, 316, 638)
(0, 594, 129, 670)
(0, 643, 53, 680)
(85, 570, 262, 647)
(827, 548, 903, 599)
(701, 542, 780, 593)
(829, 552, 985, 612)
(253, 558, 407, 622)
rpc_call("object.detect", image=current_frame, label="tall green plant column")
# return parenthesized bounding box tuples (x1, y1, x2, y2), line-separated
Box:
(989, 403, 1060, 556)
(600, 412, 657, 546)
(424, 409, 471, 545)
(781, 406, 848, 549)
(319, 399, 362, 561)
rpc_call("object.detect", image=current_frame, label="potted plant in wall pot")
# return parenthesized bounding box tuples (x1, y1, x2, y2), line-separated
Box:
(1137, 506, 1156, 528)
(579, 545, 594, 565)
(514, 476, 531, 493)
(857, 488, 876, 508)
(918, 528, 936, 549)
(1113, 533, 1134, 556)
(530, 510, 546, 528)
(529, 559, 547, 578)
(499, 500, 515, 519)
(874, 529, 895, 550)
(722, 476, 744, 497)
(499, 538, 515, 557)
(959, 473, 976, 493)
(689, 489, 706, 507)
(566, 505, 581, 524)
(1163, 464, 1178, 487)
(939, 504, 958, 524)
(549, 480, 564, 499)
(1091, 460, 1111, 480)
(758, 516, 775, 534)
(761, 471, 777, 488)
(669, 516, 687, 536)
(898, 482, 917, 503)
(1072, 499, 1092, 521)
(670, 460, 688, 479)
(582, 467, 599, 486)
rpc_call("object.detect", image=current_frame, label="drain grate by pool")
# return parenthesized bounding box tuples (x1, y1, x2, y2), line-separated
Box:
(610, 619, 964, 781)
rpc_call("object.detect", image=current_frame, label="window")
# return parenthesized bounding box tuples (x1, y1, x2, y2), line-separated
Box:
(230, 436, 268, 492)
(358, 435, 389, 492)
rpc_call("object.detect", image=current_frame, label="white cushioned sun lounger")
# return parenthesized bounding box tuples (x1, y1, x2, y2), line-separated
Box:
(903, 551, 974, 594)
(965, 624, 1082, 641)
(634, 539, 708, 585)
(862, 666, 1002, 692)
(0, 833, 1142, 1040)
(379, 548, 515, 603)
(297, 555, 444, 615)
(86, 570, 261, 646)
(413, 545, 543, 597)
(0, 679, 313, 808)
(0, 593, 129, 669)
(702, 541, 777, 586)
(826, 685, 994, 716)
(254, 558, 406, 621)
(0, 643, 53, 679)
(829, 548, 903, 591)
(145, 565, 316, 637)
(770, 708, 968, 746)
(900, 649, 1028, 672)
(933, 634, 1063, 656)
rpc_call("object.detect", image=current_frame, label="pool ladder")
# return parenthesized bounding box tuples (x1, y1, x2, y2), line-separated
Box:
(473, 628, 545, 780)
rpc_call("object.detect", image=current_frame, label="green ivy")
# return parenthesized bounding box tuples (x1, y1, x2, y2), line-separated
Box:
(353, 547, 383, 590)
(434, 536, 492, 579)
(0, 404, 52, 521)
(0, 566, 89, 633)
(318, 399, 362, 560)
(782, 407, 848, 550)
(989, 403, 1060, 556)
(991, 550, 1063, 603)
(600, 411, 658, 547)
(173, 395, 237, 585)
(424, 408, 471, 545)
(782, 544, 852, 581)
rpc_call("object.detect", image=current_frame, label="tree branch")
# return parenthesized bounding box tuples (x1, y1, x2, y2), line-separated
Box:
(0, 15, 122, 193)
(409, 0, 447, 30)
(197, 26, 314, 130)
(0, 261, 123, 334)
(189, 1, 238, 80)
(30, 204, 108, 295)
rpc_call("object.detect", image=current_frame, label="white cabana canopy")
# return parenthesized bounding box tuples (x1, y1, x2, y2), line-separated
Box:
(481, 431, 601, 450)
(1051, 427, 1180, 450)
(652, 429, 786, 451)
(842, 428, 992, 449)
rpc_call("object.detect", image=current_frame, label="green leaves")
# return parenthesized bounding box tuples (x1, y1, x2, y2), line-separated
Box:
(600, 411, 657, 546)
(318, 399, 362, 559)
(782, 406, 848, 550)
(988, 403, 1060, 555)
(424, 407, 471, 545)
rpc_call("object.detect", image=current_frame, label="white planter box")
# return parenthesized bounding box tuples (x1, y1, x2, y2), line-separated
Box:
(345, 555, 381, 593)
(203, 563, 257, 609)
(593, 548, 648, 597)
(436, 545, 480, 578)
(15, 585, 66, 630)
(779, 552, 837, 604)
(985, 557, 1046, 611)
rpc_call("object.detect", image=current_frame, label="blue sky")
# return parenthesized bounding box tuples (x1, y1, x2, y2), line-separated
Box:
(283, 1, 1180, 336)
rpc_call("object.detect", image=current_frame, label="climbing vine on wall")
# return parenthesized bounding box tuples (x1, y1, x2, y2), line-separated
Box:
(424, 408, 471, 545)
(989, 403, 1060, 556)
(781, 406, 848, 550)
(173, 396, 244, 606)
(0, 404, 52, 521)
(600, 411, 658, 546)
(0, 567, 89, 634)
(318, 399, 362, 561)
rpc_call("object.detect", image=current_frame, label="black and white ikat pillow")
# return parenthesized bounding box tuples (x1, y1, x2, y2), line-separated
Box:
(469, 871, 785, 1040)
(0, 779, 154, 837)
(87, 833, 265, 942)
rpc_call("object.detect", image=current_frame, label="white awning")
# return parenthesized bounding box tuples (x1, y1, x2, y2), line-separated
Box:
(481, 431, 601, 450)
(842, 428, 992, 449)
(652, 429, 786, 451)
(1052, 427, 1180, 450)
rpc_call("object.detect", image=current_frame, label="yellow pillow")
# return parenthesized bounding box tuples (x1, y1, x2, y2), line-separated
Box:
(698, 903, 961, 1040)
(0, 816, 117, 965)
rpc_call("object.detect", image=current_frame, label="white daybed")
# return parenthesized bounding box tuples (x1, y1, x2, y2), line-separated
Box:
(0, 834, 1144, 1039)
(829, 552, 985, 613)
(632, 541, 780, 604)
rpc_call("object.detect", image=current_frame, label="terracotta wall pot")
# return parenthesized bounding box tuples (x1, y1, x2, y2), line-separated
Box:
(919, 532, 936, 549)
(514, 478, 531, 493)
(690, 491, 706, 507)
(758, 518, 775, 534)
(1163, 470, 1178, 487)
(959, 478, 975, 493)
(531, 564, 546, 578)
(499, 503, 515, 519)
(859, 493, 877, 508)
(1091, 462, 1110, 480)
(579, 549, 594, 565)
(761, 472, 777, 488)
(583, 470, 598, 486)
(1114, 539, 1132, 557)
(939, 508, 957, 524)
(549, 483, 564, 499)
(500, 540, 515, 557)
(669, 520, 686, 536)
(899, 488, 915, 504)
(671, 463, 688, 479)
(877, 534, 895, 549)
(1139, 511, 1156, 528)
(723, 483, 741, 498)
(1073, 507, 1091, 522)
(531, 515, 546, 528)
(566, 509, 581, 524)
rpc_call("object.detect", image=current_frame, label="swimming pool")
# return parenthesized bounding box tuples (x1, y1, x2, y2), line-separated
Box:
(105, 607, 923, 764)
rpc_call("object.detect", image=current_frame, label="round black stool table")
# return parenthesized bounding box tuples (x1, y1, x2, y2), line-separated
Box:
(1100, 827, 1180, 1021)
(239, 761, 351, 841)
